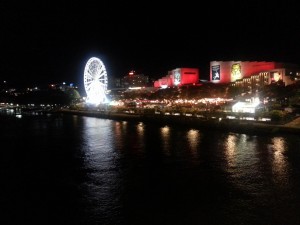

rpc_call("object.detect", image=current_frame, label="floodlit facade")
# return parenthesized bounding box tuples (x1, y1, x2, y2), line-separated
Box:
(210, 61, 298, 86)
(154, 68, 199, 88)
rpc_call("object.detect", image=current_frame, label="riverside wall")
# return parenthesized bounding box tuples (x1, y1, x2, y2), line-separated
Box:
(57, 109, 300, 135)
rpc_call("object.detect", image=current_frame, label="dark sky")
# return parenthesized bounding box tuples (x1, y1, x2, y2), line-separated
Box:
(1, 0, 300, 89)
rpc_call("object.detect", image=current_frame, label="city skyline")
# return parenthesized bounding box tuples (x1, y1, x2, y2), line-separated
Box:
(2, 1, 300, 88)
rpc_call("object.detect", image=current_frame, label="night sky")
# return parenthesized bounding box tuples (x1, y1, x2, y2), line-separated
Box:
(1, 0, 300, 90)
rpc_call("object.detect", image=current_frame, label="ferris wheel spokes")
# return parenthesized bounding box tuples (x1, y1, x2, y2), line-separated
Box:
(83, 57, 108, 105)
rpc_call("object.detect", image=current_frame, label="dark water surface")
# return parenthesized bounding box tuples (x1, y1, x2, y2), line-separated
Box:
(1, 113, 300, 225)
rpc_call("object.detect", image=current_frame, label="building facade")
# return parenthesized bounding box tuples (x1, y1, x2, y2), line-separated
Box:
(154, 68, 199, 88)
(119, 70, 149, 88)
(209, 61, 288, 83)
(210, 61, 300, 93)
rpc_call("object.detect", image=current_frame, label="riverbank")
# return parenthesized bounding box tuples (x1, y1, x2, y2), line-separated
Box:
(57, 109, 300, 135)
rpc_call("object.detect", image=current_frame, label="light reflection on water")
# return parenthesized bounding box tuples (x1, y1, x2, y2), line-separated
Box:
(222, 134, 262, 196)
(187, 129, 201, 157)
(81, 117, 122, 223)
(77, 116, 300, 225)
(135, 122, 146, 151)
(224, 134, 238, 167)
(160, 125, 171, 155)
(224, 134, 260, 176)
(2, 113, 300, 225)
(269, 137, 289, 186)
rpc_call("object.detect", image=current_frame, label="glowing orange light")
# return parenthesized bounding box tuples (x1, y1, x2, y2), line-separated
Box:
(129, 70, 135, 75)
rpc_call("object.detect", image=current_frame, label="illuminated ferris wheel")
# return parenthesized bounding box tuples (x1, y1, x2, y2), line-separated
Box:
(84, 57, 108, 105)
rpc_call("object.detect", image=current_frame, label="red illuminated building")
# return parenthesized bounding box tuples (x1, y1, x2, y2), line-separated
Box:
(154, 68, 199, 88)
(209, 61, 299, 85)
(153, 62, 299, 89)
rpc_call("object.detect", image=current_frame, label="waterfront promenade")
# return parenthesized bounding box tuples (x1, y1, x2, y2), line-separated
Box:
(57, 109, 300, 135)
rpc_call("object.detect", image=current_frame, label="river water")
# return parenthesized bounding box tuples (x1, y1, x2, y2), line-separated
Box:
(1, 112, 300, 225)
